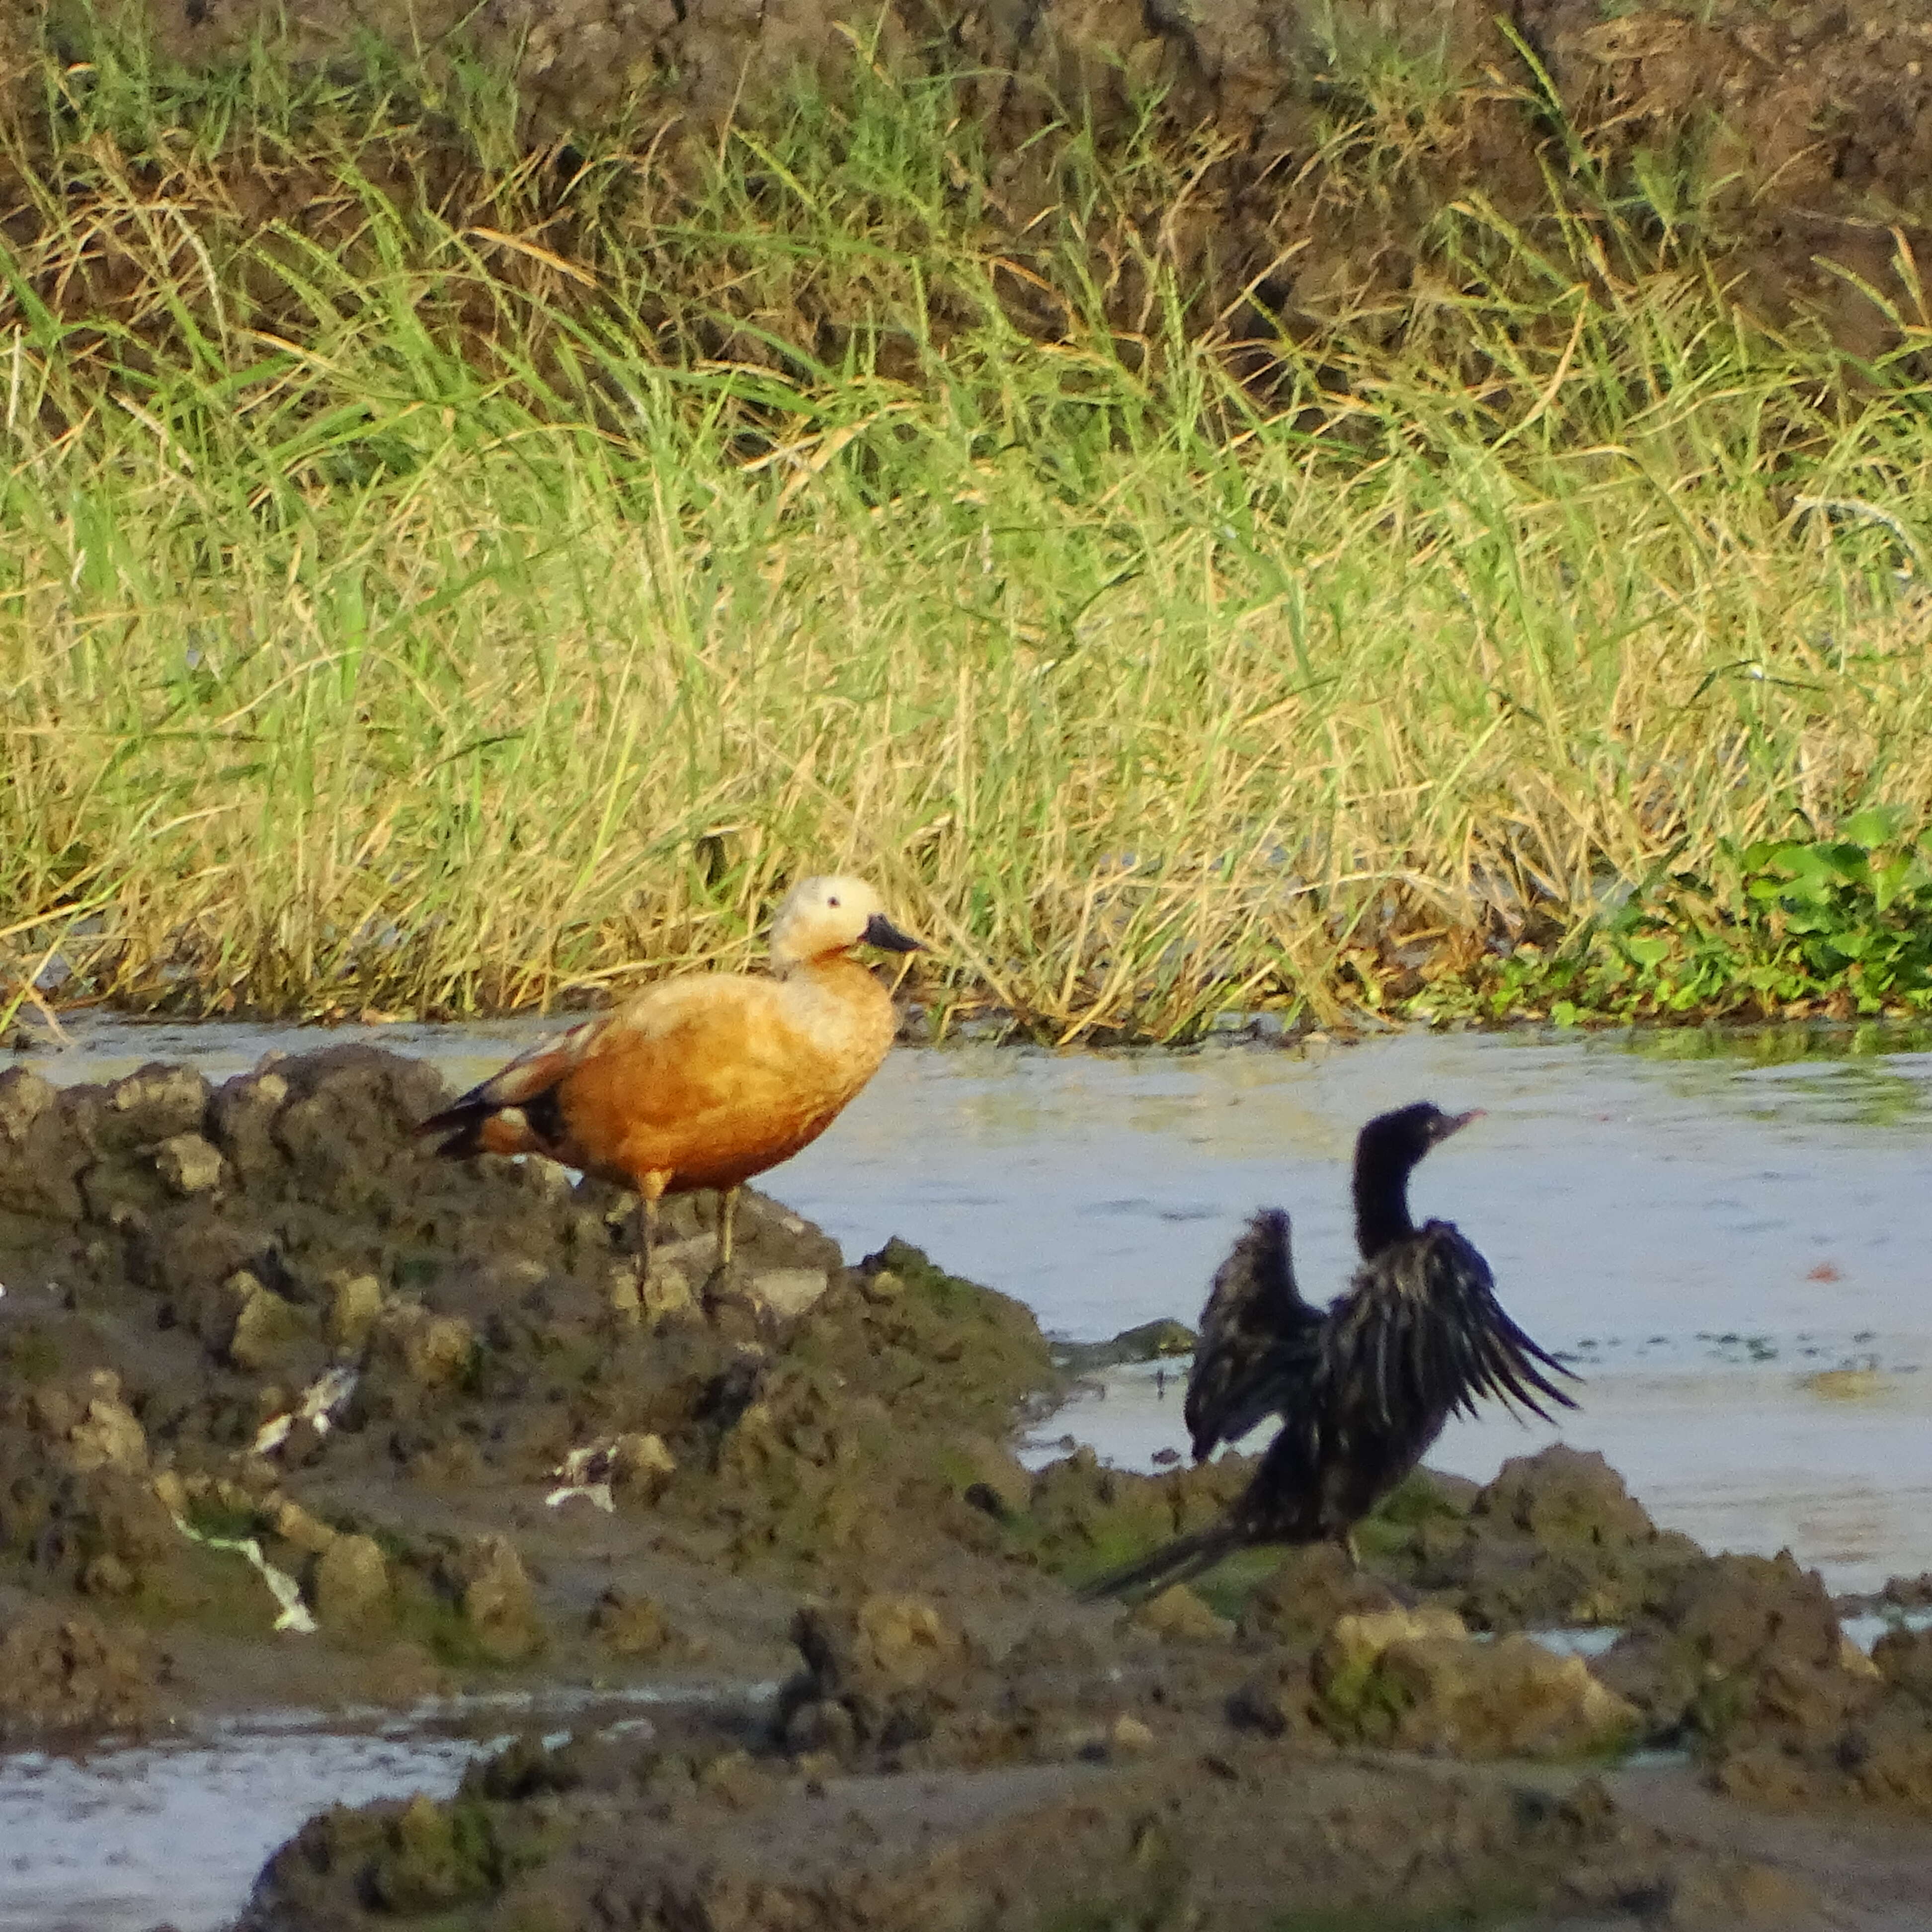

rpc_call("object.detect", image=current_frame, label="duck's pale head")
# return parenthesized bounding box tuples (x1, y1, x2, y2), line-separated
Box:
(769, 875, 924, 966)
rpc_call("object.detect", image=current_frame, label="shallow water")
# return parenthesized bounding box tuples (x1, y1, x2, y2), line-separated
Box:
(8, 1013, 1932, 1927)
(0, 1684, 759, 1932)
(16, 1014, 1932, 1590)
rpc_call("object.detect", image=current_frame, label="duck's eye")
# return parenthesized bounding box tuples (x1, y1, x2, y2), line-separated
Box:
(827, 896, 841, 907)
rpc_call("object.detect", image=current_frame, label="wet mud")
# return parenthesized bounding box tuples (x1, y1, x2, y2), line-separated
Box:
(1, 1045, 1931, 1927)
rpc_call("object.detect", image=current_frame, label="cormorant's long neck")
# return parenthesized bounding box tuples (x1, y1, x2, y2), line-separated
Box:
(1353, 1145, 1418, 1259)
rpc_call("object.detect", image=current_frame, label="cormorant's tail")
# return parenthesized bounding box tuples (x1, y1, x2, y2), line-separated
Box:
(1079, 1522, 1245, 1603)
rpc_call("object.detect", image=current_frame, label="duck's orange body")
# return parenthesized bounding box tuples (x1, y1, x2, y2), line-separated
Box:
(419, 877, 922, 1264)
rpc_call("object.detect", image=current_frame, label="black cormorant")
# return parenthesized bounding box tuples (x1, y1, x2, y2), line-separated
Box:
(1085, 1101, 1579, 1600)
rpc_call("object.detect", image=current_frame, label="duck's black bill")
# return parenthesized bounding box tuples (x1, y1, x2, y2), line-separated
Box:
(863, 913, 925, 953)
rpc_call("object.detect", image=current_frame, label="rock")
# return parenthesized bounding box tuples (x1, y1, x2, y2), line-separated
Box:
(952, 1434, 1033, 1519)
(640, 1264, 694, 1323)
(589, 1587, 674, 1658)
(229, 1280, 305, 1370)
(443, 1535, 542, 1663)
(751, 1267, 829, 1320)
(1314, 1604, 1469, 1691)
(1597, 1551, 1858, 1739)
(1874, 1626, 1932, 1704)
(1473, 1446, 1659, 1543)
(189, 1268, 305, 1368)
(63, 1373, 148, 1474)
(0, 1065, 83, 1218)
(1130, 1583, 1234, 1645)
(856, 1266, 903, 1303)
(323, 1272, 383, 1348)
(1228, 1658, 1316, 1739)
(1315, 1611, 1637, 1758)
(609, 1431, 676, 1503)
(81, 1553, 137, 1598)
(0, 1604, 159, 1740)
(1412, 1443, 1702, 1628)
(312, 1534, 391, 1631)
(782, 1595, 969, 1755)
(374, 1303, 475, 1388)
(1054, 1316, 1198, 1373)
(153, 1131, 225, 1196)
(1110, 1712, 1154, 1753)
(364, 1791, 496, 1915)
(1237, 1542, 1404, 1648)
(269, 1498, 338, 1556)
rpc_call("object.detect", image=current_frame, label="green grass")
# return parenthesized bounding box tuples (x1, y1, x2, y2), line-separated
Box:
(6, 12, 1932, 1037)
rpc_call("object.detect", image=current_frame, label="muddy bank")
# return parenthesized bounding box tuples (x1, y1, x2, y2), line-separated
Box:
(0, 1043, 1061, 1728)
(56, 0, 1926, 364)
(3, 1044, 1932, 1927)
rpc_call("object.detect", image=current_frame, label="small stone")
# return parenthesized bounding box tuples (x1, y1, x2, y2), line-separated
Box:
(65, 1381, 148, 1474)
(589, 1587, 674, 1658)
(229, 1282, 304, 1371)
(375, 1304, 475, 1387)
(752, 1268, 830, 1321)
(641, 1265, 693, 1323)
(269, 1498, 337, 1556)
(610, 1432, 676, 1503)
(80, 1553, 136, 1598)
(605, 1262, 642, 1322)
(153, 1132, 225, 1196)
(1130, 1584, 1234, 1645)
(446, 1535, 542, 1663)
(1313, 1604, 1468, 1692)
(324, 1273, 383, 1349)
(1110, 1713, 1154, 1753)
(857, 1267, 904, 1303)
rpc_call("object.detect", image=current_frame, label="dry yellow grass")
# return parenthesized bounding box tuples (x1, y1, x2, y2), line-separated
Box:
(4, 27, 1932, 1037)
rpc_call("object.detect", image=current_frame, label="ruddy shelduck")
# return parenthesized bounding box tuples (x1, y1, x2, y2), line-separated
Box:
(418, 876, 924, 1271)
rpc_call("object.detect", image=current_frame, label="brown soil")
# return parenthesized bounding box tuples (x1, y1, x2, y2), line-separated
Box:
(2, 1043, 1931, 1927)
(71, 0, 1932, 366)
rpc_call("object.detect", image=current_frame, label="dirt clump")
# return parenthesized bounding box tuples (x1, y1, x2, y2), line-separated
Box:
(0, 1596, 162, 1740)
(1598, 1549, 1932, 1817)
(0, 1045, 1061, 1727)
(1403, 1444, 1705, 1629)
(237, 1602, 1806, 1932)
(1312, 1604, 1638, 1760)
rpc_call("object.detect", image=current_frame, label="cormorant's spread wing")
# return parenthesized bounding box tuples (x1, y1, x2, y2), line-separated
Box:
(1335, 1224, 1580, 1435)
(1185, 1209, 1325, 1460)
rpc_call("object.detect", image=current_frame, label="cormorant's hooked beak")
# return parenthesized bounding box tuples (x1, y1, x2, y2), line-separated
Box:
(1435, 1107, 1484, 1142)
(861, 912, 925, 954)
